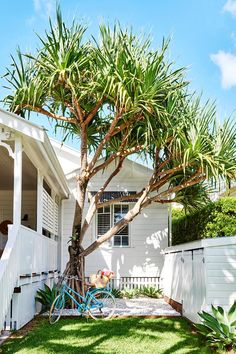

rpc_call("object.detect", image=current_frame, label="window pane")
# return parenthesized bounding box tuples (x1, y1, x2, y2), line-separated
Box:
(122, 236, 129, 246)
(113, 204, 129, 247)
(104, 206, 110, 213)
(114, 212, 123, 224)
(114, 205, 121, 214)
(114, 236, 121, 246)
(97, 207, 103, 214)
(97, 214, 110, 235)
(122, 205, 129, 214)
(117, 225, 128, 235)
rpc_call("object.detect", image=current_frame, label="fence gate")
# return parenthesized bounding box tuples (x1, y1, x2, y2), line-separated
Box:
(182, 249, 206, 322)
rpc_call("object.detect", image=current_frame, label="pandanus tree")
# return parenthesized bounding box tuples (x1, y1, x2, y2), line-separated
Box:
(2, 8, 236, 293)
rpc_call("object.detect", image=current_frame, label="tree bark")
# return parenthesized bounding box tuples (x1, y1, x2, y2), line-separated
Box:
(63, 176, 87, 303)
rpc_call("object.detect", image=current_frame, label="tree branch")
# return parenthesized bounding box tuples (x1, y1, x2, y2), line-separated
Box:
(15, 104, 77, 124)
(86, 110, 123, 172)
(110, 114, 144, 137)
(72, 96, 84, 122)
(89, 144, 145, 178)
(80, 157, 125, 241)
(97, 191, 144, 208)
(83, 99, 104, 126)
(80, 124, 88, 172)
(143, 174, 206, 208)
(80, 183, 151, 257)
(80, 165, 205, 258)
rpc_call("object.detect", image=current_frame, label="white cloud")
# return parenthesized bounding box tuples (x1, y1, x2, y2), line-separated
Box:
(33, 0, 55, 18)
(223, 0, 236, 16)
(210, 51, 236, 89)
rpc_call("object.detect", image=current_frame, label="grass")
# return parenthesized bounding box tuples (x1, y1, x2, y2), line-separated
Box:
(0, 317, 214, 354)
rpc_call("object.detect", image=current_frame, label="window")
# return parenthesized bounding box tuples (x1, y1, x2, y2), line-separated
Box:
(97, 206, 111, 237)
(113, 204, 129, 247)
(96, 204, 130, 247)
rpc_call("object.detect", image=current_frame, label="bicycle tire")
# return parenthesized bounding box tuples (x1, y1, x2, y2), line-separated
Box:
(87, 290, 116, 320)
(49, 294, 65, 324)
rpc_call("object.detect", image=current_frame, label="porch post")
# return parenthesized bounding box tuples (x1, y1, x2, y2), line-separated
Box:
(37, 170, 43, 234)
(13, 137, 22, 227)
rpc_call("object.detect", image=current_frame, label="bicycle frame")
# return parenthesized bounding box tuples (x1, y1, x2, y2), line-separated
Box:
(59, 282, 110, 312)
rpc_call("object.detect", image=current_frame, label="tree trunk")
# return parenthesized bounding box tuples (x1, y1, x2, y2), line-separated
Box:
(63, 177, 87, 305)
(65, 240, 85, 306)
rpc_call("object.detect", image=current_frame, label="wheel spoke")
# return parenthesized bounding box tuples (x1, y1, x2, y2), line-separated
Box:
(88, 290, 116, 320)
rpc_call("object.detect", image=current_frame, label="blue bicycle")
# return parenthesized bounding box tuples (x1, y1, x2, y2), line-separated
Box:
(49, 276, 116, 323)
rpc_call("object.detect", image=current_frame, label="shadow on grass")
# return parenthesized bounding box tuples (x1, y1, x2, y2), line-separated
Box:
(0, 317, 212, 354)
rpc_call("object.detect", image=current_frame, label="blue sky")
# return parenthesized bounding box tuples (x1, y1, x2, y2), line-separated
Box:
(0, 0, 236, 145)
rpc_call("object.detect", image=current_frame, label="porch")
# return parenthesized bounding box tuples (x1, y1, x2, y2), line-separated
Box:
(0, 132, 61, 260)
(0, 112, 69, 331)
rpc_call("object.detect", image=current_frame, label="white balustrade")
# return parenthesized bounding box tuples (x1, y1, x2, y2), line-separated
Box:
(0, 225, 58, 330)
(0, 225, 20, 331)
(19, 226, 58, 274)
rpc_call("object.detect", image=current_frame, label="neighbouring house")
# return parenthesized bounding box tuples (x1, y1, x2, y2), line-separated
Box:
(0, 108, 169, 330)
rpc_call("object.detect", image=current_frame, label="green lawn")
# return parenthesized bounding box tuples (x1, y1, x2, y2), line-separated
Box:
(0, 317, 213, 354)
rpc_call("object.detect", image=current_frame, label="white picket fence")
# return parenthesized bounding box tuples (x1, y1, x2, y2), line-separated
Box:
(85, 276, 160, 290)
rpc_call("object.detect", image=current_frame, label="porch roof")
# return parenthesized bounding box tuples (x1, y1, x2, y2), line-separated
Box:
(0, 108, 45, 142)
(0, 108, 69, 198)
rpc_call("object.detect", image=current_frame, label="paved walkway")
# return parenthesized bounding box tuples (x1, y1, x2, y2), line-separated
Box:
(58, 298, 180, 317)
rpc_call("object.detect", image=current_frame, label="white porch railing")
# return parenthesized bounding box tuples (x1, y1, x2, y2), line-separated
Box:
(19, 225, 58, 274)
(42, 189, 59, 236)
(0, 225, 58, 331)
(0, 225, 19, 331)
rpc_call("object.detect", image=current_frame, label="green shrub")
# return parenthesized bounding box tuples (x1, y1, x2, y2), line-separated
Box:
(35, 284, 59, 311)
(121, 288, 139, 299)
(110, 288, 123, 298)
(195, 303, 236, 351)
(119, 286, 162, 299)
(139, 286, 163, 298)
(172, 197, 236, 245)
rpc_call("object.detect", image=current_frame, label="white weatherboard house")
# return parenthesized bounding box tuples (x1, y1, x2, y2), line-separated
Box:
(0, 108, 169, 330)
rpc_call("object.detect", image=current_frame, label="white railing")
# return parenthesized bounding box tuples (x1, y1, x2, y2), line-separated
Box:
(0, 225, 20, 331)
(19, 225, 58, 275)
(0, 225, 58, 331)
(42, 189, 59, 236)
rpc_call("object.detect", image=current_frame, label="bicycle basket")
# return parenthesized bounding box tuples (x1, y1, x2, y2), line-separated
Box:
(89, 269, 114, 288)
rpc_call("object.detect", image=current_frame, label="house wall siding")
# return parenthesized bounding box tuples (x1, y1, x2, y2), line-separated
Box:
(61, 160, 168, 277)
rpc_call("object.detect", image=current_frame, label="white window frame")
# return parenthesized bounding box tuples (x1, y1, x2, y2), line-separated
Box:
(96, 204, 130, 248)
(113, 204, 130, 248)
(96, 205, 112, 238)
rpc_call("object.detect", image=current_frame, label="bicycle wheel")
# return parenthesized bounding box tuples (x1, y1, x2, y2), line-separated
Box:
(49, 294, 65, 324)
(87, 290, 116, 320)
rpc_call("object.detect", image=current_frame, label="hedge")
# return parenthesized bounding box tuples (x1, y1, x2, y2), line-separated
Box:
(172, 197, 236, 245)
